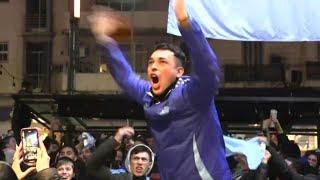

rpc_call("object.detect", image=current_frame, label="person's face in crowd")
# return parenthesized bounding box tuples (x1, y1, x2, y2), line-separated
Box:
(6, 137, 17, 150)
(60, 147, 77, 161)
(50, 119, 60, 131)
(307, 154, 318, 168)
(100, 133, 108, 140)
(147, 49, 184, 96)
(57, 162, 75, 180)
(111, 150, 123, 168)
(130, 152, 152, 177)
(49, 143, 59, 153)
(7, 130, 14, 136)
(124, 138, 135, 151)
(81, 148, 92, 162)
(234, 154, 249, 171)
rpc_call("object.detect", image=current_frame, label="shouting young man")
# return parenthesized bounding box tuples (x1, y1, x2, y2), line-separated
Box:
(88, 0, 231, 179)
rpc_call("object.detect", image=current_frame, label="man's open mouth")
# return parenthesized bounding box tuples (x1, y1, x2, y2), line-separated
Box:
(151, 74, 159, 84)
(134, 166, 142, 174)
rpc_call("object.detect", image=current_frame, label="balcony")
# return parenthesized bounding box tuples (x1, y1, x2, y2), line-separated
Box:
(79, 11, 168, 30)
(223, 62, 320, 88)
(95, 0, 168, 11)
(224, 64, 284, 82)
(25, 14, 47, 32)
(50, 70, 147, 93)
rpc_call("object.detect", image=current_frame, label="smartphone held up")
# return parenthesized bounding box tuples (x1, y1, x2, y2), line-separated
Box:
(21, 128, 39, 164)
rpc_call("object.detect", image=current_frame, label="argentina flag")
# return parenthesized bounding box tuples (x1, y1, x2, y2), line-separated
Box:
(167, 0, 320, 41)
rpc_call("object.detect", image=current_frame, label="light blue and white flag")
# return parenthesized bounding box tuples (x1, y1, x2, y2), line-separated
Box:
(167, 0, 320, 41)
(224, 136, 266, 170)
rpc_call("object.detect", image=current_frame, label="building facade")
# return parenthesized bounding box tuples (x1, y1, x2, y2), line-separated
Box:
(1, 0, 320, 96)
(1, 0, 320, 147)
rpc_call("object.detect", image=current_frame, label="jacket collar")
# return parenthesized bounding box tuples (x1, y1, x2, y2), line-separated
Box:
(146, 76, 191, 104)
(146, 79, 177, 104)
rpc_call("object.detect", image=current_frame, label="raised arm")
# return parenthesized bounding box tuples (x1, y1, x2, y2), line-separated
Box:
(88, 7, 149, 104)
(87, 127, 134, 180)
(98, 41, 150, 105)
(174, 0, 221, 108)
(86, 137, 116, 179)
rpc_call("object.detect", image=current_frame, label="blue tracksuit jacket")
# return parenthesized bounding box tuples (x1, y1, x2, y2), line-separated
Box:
(100, 20, 231, 180)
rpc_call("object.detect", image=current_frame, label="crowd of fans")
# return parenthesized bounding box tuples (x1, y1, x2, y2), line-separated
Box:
(226, 110, 320, 180)
(0, 110, 320, 180)
(0, 126, 160, 180)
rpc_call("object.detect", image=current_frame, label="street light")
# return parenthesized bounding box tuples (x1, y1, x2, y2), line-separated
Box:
(74, 0, 81, 18)
(68, 0, 80, 94)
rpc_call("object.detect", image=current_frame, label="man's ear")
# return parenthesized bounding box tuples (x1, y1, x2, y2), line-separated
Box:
(176, 67, 184, 78)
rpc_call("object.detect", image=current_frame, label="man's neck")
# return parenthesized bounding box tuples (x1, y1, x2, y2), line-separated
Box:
(151, 79, 178, 103)
(132, 175, 147, 180)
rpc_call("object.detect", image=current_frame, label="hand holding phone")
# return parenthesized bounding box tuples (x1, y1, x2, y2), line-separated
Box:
(269, 109, 278, 128)
(12, 143, 36, 179)
(270, 109, 278, 121)
(35, 137, 50, 172)
(21, 128, 39, 165)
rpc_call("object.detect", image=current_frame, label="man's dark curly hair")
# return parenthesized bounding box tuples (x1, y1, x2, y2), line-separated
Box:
(153, 43, 187, 67)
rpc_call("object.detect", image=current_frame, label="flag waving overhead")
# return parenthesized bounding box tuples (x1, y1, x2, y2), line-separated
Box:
(167, 0, 320, 41)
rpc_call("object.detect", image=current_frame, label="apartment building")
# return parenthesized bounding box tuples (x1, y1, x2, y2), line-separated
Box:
(0, 0, 320, 148)
(1, 0, 320, 94)
(1, 0, 320, 139)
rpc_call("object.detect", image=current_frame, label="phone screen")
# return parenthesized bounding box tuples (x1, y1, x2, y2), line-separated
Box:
(21, 129, 39, 163)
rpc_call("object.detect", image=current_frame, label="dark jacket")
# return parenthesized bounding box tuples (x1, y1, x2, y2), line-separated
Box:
(74, 159, 90, 180)
(87, 138, 149, 180)
(267, 146, 318, 180)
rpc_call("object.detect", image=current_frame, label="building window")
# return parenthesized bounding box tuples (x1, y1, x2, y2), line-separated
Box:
(26, 0, 47, 31)
(135, 44, 148, 73)
(95, 0, 168, 11)
(0, 42, 8, 62)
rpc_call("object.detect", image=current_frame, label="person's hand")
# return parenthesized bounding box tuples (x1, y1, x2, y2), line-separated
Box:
(262, 150, 271, 164)
(100, 132, 108, 140)
(12, 143, 36, 180)
(271, 117, 280, 124)
(36, 138, 50, 172)
(173, 0, 188, 21)
(114, 126, 134, 144)
(88, 6, 130, 44)
(75, 139, 84, 152)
